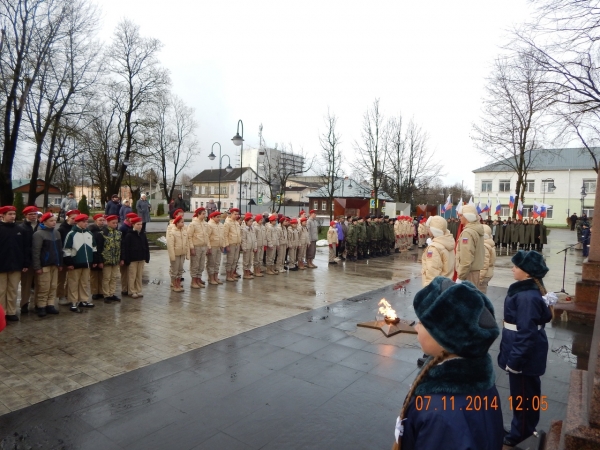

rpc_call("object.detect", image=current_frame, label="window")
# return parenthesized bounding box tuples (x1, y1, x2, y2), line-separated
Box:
(546, 206, 554, 219)
(53, 198, 61, 205)
(210, 186, 214, 195)
(229, 202, 233, 208)
(500, 206, 511, 217)
(499, 180, 511, 192)
(525, 180, 535, 193)
(481, 180, 492, 192)
(583, 208, 594, 218)
(194, 201, 198, 209)
(200, 202, 204, 207)
(201, 186, 206, 195)
(322, 201, 327, 211)
(523, 207, 532, 218)
(583, 179, 596, 193)
(194, 185, 199, 194)
(223, 186, 228, 195)
(313, 201, 318, 211)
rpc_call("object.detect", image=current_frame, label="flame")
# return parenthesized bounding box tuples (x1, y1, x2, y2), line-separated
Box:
(378, 298, 397, 320)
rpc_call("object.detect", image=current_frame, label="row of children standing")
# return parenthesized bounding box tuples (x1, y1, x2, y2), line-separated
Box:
(165, 207, 320, 292)
(0, 205, 149, 321)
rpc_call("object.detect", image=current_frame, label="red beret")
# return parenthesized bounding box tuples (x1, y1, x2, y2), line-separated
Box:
(66, 209, 80, 217)
(23, 206, 39, 214)
(93, 213, 104, 221)
(300, 210, 305, 214)
(74, 214, 88, 222)
(330, 221, 336, 227)
(279, 217, 286, 223)
(244, 213, 254, 221)
(39, 212, 54, 223)
(268, 214, 277, 222)
(290, 219, 298, 224)
(173, 215, 183, 224)
(126, 213, 138, 219)
(130, 217, 142, 224)
(0, 206, 16, 214)
(230, 208, 240, 213)
(300, 217, 307, 222)
(255, 214, 263, 222)
(209, 211, 221, 219)
(173, 209, 183, 216)
(193, 207, 206, 217)
(309, 209, 316, 214)
(106, 215, 118, 222)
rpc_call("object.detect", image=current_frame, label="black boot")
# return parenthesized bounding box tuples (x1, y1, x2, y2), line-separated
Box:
(36, 307, 47, 318)
(45, 305, 59, 314)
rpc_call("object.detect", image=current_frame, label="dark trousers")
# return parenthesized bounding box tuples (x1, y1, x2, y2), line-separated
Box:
(142, 222, 147, 233)
(507, 373, 541, 444)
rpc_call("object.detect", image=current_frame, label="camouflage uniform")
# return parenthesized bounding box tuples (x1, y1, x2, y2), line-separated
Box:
(345, 221, 358, 261)
(358, 220, 368, 259)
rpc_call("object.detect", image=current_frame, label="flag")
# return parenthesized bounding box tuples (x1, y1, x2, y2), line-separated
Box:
(517, 199, 523, 220)
(540, 203, 547, 218)
(443, 195, 452, 213)
(485, 195, 492, 214)
(480, 196, 490, 214)
(509, 192, 515, 210)
(532, 202, 540, 219)
(456, 198, 463, 215)
(476, 200, 482, 214)
(495, 196, 501, 215)
(468, 197, 474, 206)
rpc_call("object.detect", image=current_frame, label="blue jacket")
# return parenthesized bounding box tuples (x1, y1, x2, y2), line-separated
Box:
(400, 355, 504, 450)
(0, 221, 29, 272)
(105, 200, 122, 217)
(498, 278, 552, 376)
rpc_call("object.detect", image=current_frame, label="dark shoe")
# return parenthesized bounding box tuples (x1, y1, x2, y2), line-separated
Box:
(329, 261, 337, 265)
(121, 291, 128, 296)
(112, 296, 121, 302)
(69, 305, 81, 313)
(78, 302, 95, 308)
(20, 303, 30, 314)
(104, 296, 113, 304)
(45, 306, 59, 314)
(91, 294, 100, 300)
(5, 315, 19, 322)
(36, 307, 47, 318)
(289, 266, 299, 271)
(502, 437, 516, 447)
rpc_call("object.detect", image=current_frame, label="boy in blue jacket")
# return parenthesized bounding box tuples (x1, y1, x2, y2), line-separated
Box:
(63, 214, 99, 313)
(499, 250, 553, 447)
(393, 277, 504, 450)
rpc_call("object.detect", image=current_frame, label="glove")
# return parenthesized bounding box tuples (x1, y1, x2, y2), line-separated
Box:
(426, 238, 432, 246)
(329, 244, 332, 248)
(455, 279, 463, 284)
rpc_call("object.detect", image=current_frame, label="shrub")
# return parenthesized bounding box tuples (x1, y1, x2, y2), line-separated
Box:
(78, 195, 90, 216)
(157, 203, 164, 216)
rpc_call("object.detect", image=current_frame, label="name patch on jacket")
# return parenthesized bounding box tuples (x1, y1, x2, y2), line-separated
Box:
(427, 250, 433, 258)
(462, 237, 469, 244)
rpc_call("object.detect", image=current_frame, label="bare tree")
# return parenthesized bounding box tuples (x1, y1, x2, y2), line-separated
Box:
(352, 98, 386, 214)
(317, 110, 342, 220)
(103, 19, 170, 198)
(149, 93, 197, 203)
(385, 114, 442, 205)
(471, 51, 554, 218)
(0, 0, 70, 204)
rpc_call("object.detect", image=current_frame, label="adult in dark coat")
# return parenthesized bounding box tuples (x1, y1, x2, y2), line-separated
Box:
(522, 219, 533, 250)
(136, 194, 151, 232)
(570, 213, 578, 231)
(105, 195, 122, 217)
(18, 206, 38, 313)
(582, 224, 591, 257)
(537, 221, 548, 251)
(503, 220, 513, 248)
(173, 194, 187, 212)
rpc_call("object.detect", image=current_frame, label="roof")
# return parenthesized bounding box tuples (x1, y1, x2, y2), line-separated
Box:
(473, 147, 599, 173)
(308, 179, 393, 201)
(284, 186, 311, 192)
(190, 167, 254, 183)
(11, 178, 61, 192)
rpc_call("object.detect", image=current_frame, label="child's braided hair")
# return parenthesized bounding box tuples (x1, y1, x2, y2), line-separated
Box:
(532, 277, 554, 319)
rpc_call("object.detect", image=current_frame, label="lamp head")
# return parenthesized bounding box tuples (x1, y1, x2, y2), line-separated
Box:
(208, 152, 216, 161)
(232, 133, 244, 146)
(225, 164, 233, 173)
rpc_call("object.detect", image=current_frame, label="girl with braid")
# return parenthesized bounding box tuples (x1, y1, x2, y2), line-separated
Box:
(499, 250, 554, 447)
(393, 277, 504, 450)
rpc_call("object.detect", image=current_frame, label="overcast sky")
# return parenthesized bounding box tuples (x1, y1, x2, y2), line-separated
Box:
(97, 0, 533, 189)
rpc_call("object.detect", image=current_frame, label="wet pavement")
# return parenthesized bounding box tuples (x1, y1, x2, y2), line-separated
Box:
(0, 279, 589, 449)
(0, 227, 592, 448)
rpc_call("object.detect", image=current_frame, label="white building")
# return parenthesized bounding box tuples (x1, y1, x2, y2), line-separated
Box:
(472, 148, 597, 222)
(189, 167, 260, 212)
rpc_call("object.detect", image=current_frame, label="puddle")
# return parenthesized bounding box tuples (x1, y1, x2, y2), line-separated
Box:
(308, 315, 329, 322)
(552, 344, 577, 367)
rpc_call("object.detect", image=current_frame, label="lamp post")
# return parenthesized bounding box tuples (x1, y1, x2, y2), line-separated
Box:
(581, 183, 588, 216)
(208, 142, 233, 211)
(232, 120, 244, 212)
(541, 178, 555, 218)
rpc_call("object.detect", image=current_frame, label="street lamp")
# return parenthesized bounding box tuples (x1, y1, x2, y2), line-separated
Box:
(581, 183, 588, 216)
(208, 142, 233, 211)
(232, 120, 244, 212)
(541, 178, 556, 218)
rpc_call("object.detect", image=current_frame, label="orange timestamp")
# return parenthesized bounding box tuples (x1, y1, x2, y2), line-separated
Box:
(414, 395, 549, 411)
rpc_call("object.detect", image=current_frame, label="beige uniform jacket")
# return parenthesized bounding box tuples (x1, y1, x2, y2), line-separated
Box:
(418, 223, 426, 238)
(480, 237, 496, 279)
(327, 227, 339, 245)
(265, 222, 279, 248)
(299, 226, 309, 245)
(222, 217, 241, 247)
(394, 220, 401, 237)
(455, 222, 485, 280)
(241, 225, 257, 252)
(207, 220, 224, 249)
(253, 223, 266, 247)
(188, 217, 210, 249)
(167, 227, 190, 261)
(421, 232, 455, 286)
(288, 227, 300, 247)
(277, 225, 288, 246)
